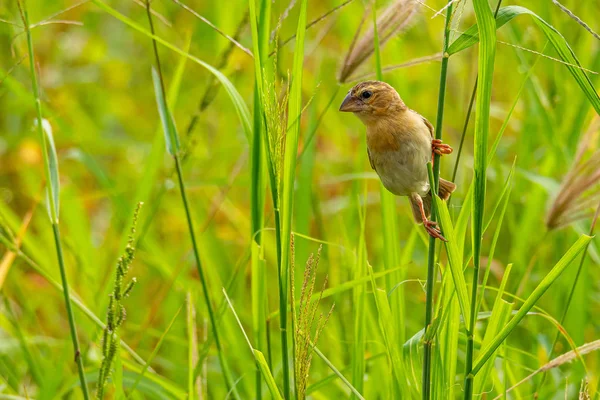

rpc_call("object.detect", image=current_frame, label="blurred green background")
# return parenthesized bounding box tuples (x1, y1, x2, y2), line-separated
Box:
(1, 0, 599, 398)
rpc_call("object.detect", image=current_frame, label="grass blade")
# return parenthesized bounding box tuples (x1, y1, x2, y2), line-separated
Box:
(223, 289, 283, 400)
(474, 264, 514, 395)
(151, 67, 180, 156)
(279, 0, 309, 396)
(248, 0, 270, 396)
(448, 6, 600, 115)
(40, 120, 60, 222)
(430, 190, 470, 326)
(464, 0, 497, 397)
(145, 4, 238, 396)
(472, 234, 593, 376)
(18, 1, 90, 397)
(423, 2, 454, 397)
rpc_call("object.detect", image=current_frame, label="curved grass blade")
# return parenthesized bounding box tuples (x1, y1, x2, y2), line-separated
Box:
(151, 68, 180, 156)
(430, 191, 471, 328)
(474, 263, 514, 396)
(223, 289, 283, 400)
(471, 234, 593, 376)
(40, 120, 60, 222)
(18, 1, 89, 397)
(448, 5, 600, 115)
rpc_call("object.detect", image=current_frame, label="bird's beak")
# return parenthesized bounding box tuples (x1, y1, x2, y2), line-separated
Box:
(339, 92, 359, 112)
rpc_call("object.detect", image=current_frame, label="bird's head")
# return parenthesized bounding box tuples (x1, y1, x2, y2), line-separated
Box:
(339, 80, 406, 123)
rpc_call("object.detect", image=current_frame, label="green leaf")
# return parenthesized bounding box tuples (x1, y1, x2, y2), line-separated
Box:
(41, 119, 60, 223)
(474, 264, 514, 395)
(254, 350, 283, 400)
(432, 192, 471, 328)
(279, 0, 308, 396)
(476, 162, 515, 317)
(472, 235, 593, 376)
(151, 67, 180, 156)
(448, 5, 600, 115)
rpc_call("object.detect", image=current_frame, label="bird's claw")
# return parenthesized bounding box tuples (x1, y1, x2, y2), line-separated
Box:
(424, 220, 447, 242)
(432, 139, 453, 156)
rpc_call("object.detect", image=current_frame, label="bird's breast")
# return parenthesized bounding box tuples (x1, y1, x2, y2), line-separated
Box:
(367, 126, 431, 197)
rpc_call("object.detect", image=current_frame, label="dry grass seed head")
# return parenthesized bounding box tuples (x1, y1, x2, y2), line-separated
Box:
(546, 116, 600, 229)
(338, 0, 418, 83)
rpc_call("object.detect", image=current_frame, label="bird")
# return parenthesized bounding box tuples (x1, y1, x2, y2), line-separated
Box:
(339, 80, 456, 241)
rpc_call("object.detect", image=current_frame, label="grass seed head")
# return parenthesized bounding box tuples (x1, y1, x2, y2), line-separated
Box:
(338, 0, 418, 83)
(546, 116, 600, 230)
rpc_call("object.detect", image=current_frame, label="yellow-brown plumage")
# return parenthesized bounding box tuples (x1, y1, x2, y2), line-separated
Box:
(339, 80, 456, 241)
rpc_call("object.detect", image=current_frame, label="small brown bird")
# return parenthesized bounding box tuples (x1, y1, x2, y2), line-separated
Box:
(339, 80, 456, 241)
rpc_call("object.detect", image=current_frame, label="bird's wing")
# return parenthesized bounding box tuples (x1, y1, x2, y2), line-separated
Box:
(367, 148, 375, 170)
(411, 109, 435, 139)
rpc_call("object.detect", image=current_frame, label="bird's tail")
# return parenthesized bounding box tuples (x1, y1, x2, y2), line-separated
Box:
(438, 178, 457, 201)
(409, 178, 457, 224)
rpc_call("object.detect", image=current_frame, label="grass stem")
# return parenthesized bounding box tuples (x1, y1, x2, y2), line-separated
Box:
(449, 0, 503, 186)
(53, 224, 90, 399)
(463, 0, 499, 396)
(18, 1, 90, 397)
(422, 2, 453, 399)
(144, 2, 237, 396)
(173, 156, 237, 396)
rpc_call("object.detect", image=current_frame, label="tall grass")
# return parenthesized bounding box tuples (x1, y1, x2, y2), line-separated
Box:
(463, 0, 496, 398)
(3, 0, 600, 399)
(145, 1, 237, 395)
(17, 1, 89, 398)
(422, 0, 453, 398)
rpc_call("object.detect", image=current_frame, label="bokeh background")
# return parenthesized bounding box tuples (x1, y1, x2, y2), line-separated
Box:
(1, 0, 599, 398)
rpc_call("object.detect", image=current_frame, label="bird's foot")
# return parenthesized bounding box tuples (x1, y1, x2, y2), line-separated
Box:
(432, 139, 453, 156)
(424, 220, 447, 242)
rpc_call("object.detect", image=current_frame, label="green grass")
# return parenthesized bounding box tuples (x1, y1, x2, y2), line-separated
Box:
(2, 0, 600, 398)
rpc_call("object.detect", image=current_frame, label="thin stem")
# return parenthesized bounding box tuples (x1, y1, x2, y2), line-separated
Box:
(144, 2, 236, 396)
(174, 156, 237, 396)
(422, 2, 453, 399)
(53, 224, 90, 399)
(18, 1, 90, 397)
(450, 79, 477, 184)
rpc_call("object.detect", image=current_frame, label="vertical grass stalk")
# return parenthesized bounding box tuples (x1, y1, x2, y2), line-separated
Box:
(18, 1, 90, 398)
(280, 1, 309, 397)
(464, 0, 497, 398)
(450, 0, 503, 185)
(248, 0, 270, 397)
(144, 3, 237, 396)
(422, 1, 453, 399)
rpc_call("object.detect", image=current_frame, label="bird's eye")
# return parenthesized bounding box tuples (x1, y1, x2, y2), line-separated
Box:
(361, 91, 372, 99)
